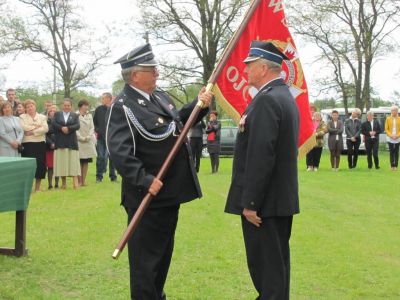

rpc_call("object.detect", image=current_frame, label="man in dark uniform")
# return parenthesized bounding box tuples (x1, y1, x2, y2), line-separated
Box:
(106, 43, 212, 300)
(225, 41, 300, 300)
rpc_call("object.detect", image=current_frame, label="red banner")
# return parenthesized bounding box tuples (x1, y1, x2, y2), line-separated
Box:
(211, 0, 315, 157)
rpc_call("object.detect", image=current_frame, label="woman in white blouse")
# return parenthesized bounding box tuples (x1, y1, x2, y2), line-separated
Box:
(19, 99, 48, 191)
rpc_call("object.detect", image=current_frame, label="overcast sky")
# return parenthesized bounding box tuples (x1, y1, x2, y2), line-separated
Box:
(0, 0, 399, 103)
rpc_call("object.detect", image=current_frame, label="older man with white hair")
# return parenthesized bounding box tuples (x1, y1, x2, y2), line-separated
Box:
(345, 108, 362, 169)
(361, 111, 382, 169)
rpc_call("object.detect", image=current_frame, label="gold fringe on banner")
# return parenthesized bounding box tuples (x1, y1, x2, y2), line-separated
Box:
(212, 84, 241, 125)
(212, 83, 316, 160)
(298, 133, 316, 160)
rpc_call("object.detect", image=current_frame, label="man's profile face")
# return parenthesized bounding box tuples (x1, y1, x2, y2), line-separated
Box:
(132, 66, 159, 94)
(244, 60, 265, 89)
(6, 90, 16, 101)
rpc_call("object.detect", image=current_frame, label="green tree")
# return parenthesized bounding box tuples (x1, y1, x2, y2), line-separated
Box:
(15, 87, 98, 112)
(287, 0, 400, 112)
(138, 0, 247, 100)
(0, 0, 110, 98)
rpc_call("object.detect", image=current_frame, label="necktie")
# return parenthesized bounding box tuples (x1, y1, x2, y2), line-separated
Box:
(150, 94, 161, 109)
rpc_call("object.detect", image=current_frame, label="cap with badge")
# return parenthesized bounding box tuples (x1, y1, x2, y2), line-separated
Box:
(243, 41, 289, 65)
(114, 43, 158, 69)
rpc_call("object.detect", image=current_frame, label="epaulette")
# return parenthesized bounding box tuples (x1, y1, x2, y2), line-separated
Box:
(114, 94, 127, 106)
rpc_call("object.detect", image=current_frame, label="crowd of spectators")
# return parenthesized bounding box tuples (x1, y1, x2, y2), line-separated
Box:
(0, 88, 117, 191)
(1, 87, 399, 193)
(307, 106, 400, 171)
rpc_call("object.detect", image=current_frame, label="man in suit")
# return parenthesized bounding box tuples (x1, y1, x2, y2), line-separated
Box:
(345, 108, 362, 169)
(361, 111, 381, 169)
(6, 88, 20, 116)
(225, 41, 299, 300)
(93, 92, 117, 183)
(106, 43, 212, 300)
(189, 120, 206, 172)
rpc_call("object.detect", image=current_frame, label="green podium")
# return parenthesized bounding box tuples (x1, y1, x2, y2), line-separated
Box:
(0, 156, 35, 257)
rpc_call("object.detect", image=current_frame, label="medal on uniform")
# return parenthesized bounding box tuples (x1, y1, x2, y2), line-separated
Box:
(138, 99, 146, 106)
(239, 114, 247, 132)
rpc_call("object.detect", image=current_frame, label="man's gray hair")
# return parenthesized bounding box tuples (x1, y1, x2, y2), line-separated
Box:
(366, 110, 374, 117)
(353, 108, 361, 116)
(121, 66, 145, 84)
(258, 58, 282, 73)
(391, 105, 398, 112)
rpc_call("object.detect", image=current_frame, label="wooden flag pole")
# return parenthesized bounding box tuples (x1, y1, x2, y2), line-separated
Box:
(208, 0, 262, 84)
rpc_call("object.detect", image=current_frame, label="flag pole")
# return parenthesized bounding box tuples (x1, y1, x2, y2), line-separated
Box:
(208, 0, 262, 84)
(112, 0, 263, 260)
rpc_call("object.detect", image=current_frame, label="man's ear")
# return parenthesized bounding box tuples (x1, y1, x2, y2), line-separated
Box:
(130, 71, 137, 85)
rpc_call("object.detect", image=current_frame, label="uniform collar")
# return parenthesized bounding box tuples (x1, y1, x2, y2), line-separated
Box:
(130, 85, 150, 101)
(258, 77, 283, 93)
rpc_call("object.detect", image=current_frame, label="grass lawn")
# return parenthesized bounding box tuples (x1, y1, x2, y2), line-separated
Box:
(0, 151, 399, 299)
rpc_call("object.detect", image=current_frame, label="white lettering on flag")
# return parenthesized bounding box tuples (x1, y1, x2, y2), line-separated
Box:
(268, 0, 284, 13)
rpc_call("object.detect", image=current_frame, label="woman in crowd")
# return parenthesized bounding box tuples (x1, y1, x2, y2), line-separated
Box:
(16, 103, 26, 116)
(45, 104, 59, 189)
(19, 99, 48, 191)
(306, 112, 328, 171)
(53, 98, 80, 189)
(76, 99, 96, 186)
(327, 110, 344, 171)
(0, 102, 24, 157)
(206, 111, 221, 173)
(0, 96, 5, 108)
(385, 105, 400, 171)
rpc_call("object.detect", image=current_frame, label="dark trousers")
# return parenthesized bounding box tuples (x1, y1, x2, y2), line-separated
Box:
(96, 138, 116, 180)
(190, 137, 203, 173)
(346, 138, 361, 168)
(241, 216, 293, 300)
(306, 147, 323, 168)
(388, 143, 400, 167)
(126, 206, 179, 300)
(365, 138, 379, 169)
(329, 141, 341, 168)
(210, 153, 220, 173)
